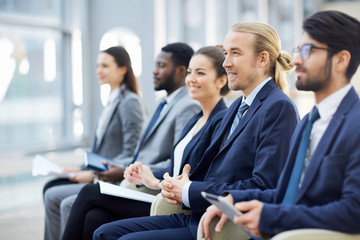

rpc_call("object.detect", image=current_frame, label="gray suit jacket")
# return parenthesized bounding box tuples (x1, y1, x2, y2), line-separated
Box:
(116, 86, 200, 170)
(91, 87, 144, 160)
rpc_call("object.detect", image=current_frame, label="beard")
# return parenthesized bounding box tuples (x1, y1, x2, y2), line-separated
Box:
(154, 68, 176, 92)
(296, 57, 332, 92)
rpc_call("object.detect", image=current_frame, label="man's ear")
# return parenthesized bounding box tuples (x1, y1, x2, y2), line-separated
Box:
(175, 65, 188, 82)
(176, 65, 187, 76)
(334, 50, 351, 74)
(258, 51, 270, 69)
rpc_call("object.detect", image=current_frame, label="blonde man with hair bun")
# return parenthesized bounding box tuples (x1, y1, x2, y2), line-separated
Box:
(231, 21, 293, 94)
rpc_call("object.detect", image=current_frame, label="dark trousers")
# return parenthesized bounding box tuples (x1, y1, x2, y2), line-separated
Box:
(61, 183, 151, 240)
(93, 214, 194, 240)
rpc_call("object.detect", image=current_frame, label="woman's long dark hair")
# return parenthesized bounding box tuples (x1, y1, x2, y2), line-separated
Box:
(102, 46, 139, 94)
(195, 46, 230, 96)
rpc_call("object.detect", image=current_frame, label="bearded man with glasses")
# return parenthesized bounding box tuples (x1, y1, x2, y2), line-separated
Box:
(201, 10, 360, 240)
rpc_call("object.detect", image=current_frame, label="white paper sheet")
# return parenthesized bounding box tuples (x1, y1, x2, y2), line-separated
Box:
(99, 181, 156, 203)
(32, 154, 73, 177)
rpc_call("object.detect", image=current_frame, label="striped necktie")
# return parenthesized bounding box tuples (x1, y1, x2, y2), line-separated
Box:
(228, 102, 249, 140)
(282, 107, 320, 205)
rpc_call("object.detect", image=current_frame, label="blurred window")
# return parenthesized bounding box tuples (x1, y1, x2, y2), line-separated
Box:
(0, 1, 75, 154)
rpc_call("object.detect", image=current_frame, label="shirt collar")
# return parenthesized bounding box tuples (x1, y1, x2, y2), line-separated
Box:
(165, 86, 184, 104)
(316, 84, 351, 121)
(107, 87, 121, 105)
(243, 76, 272, 106)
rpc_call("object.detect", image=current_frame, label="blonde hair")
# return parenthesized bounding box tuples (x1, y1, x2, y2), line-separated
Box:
(231, 22, 293, 94)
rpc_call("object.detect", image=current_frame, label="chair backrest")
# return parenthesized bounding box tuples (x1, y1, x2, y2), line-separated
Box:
(196, 214, 250, 240)
(271, 229, 360, 240)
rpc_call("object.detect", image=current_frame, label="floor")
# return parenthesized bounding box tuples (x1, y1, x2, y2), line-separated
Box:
(0, 149, 83, 240)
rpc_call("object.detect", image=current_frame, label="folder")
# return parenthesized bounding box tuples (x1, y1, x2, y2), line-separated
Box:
(32, 154, 74, 177)
(99, 181, 155, 203)
(84, 151, 115, 171)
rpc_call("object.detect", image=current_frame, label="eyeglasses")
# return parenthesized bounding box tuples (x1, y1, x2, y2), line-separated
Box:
(292, 43, 333, 60)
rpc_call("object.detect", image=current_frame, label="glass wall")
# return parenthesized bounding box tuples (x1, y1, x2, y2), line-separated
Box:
(0, 0, 77, 154)
(0, 0, 62, 20)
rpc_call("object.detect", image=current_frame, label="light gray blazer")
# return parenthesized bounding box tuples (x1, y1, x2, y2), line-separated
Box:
(115, 86, 200, 170)
(91, 87, 144, 160)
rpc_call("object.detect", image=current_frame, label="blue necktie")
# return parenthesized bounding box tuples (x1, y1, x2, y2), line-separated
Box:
(132, 99, 167, 163)
(144, 99, 167, 140)
(282, 107, 320, 205)
(228, 102, 249, 140)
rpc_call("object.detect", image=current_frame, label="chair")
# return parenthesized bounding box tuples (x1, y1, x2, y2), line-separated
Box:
(272, 229, 360, 240)
(120, 180, 191, 216)
(196, 215, 250, 240)
(150, 193, 192, 216)
(197, 216, 360, 240)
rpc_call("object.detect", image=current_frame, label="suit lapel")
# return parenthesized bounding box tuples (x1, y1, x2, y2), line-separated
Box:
(91, 135, 98, 153)
(143, 87, 187, 142)
(181, 100, 227, 168)
(295, 87, 357, 202)
(96, 96, 120, 150)
(180, 136, 199, 170)
(220, 80, 275, 151)
(190, 80, 277, 178)
(188, 100, 230, 177)
(222, 97, 261, 149)
(180, 116, 202, 169)
(216, 98, 243, 145)
(169, 113, 201, 176)
(275, 120, 307, 202)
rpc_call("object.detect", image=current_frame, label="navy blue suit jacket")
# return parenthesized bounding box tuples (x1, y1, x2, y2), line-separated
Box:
(186, 80, 299, 237)
(229, 87, 360, 235)
(153, 99, 227, 179)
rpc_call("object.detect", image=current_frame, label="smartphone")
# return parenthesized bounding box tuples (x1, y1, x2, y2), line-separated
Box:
(201, 191, 242, 221)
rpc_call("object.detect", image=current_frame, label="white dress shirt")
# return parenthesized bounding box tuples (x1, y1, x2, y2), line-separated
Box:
(299, 84, 351, 187)
(173, 118, 201, 176)
(181, 76, 273, 207)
